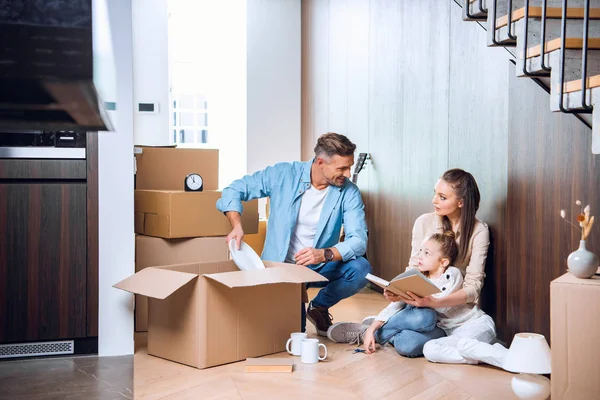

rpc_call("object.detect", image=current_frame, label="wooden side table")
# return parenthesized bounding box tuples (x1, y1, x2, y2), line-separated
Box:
(550, 273, 600, 399)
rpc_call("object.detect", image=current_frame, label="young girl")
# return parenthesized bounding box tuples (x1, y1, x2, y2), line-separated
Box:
(327, 231, 464, 357)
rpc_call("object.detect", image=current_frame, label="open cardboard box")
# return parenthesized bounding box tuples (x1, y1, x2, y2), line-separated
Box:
(134, 235, 230, 332)
(114, 260, 327, 369)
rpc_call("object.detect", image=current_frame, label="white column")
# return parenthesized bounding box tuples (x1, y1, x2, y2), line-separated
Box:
(97, 0, 135, 356)
(132, 0, 170, 146)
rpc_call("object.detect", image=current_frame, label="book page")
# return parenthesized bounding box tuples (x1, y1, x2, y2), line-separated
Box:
(365, 273, 390, 291)
(388, 273, 441, 298)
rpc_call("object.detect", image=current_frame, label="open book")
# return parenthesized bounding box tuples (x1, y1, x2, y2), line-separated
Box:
(366, 269, 441, 298)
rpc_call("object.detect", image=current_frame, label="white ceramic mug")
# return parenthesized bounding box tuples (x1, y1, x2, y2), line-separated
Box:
(286, 332, 308, 356)
(300, 338, 327, 364)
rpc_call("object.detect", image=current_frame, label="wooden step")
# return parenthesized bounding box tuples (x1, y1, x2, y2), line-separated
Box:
(526, 37, 600, 57)
(496, 7, 600, 29)
(564, 73, 600, 92)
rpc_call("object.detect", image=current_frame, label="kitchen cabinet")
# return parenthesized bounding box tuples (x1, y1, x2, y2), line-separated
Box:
(0, 132, 98, 349)
(0, 183, 87, 342)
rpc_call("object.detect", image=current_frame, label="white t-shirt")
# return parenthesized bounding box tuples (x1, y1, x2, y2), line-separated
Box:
(285, 185, 330, 263)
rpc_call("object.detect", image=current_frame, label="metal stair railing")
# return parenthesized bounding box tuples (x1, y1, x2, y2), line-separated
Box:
(559, 0, 594, 113)
(492, 0, 517, 45)
(466, 0, 488, 19)
(521, 0, 551, 76)
(507, 0, 518, 40)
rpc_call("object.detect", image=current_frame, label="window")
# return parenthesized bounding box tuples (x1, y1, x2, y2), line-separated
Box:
(171, 93, 209, 145)
(166, 0, 247, 189)
(167, 1, 213, 147)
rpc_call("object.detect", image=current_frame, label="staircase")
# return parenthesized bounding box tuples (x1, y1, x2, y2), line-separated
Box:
(461, 0, 600, 153)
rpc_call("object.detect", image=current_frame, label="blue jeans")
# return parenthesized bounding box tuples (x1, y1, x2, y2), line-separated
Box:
(301, 257, 371, 332)
(374, 305, 446, 358)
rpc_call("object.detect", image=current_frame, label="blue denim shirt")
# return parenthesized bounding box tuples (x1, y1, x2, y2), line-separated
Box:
(216, 159, 368, 264)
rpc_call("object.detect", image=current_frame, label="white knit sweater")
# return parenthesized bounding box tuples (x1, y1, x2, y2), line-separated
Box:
(375, 267, 484, 333)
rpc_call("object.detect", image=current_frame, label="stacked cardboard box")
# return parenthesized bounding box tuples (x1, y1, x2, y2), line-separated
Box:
(134, 147, 258, 239)
(132, 147, 258, 331)
(118, 147, 325, 369)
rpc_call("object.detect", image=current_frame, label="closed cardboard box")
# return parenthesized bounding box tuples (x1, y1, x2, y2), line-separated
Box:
(135, 235, 230, 332)
(551, 273, 600, 399)
(135, 147, 219, 191)
(134, 190, 258, 238)
(115, 261, 327, 369)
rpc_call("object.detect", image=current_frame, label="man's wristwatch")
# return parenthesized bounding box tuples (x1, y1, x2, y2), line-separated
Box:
(324, 248, 334, 262)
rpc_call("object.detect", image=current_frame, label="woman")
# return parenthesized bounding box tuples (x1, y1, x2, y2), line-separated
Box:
(328, 168, 495, 360)
(395, 168, 505, 366)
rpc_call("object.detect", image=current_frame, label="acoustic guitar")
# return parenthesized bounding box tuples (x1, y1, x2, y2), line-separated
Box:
(340, 152, 369, 242)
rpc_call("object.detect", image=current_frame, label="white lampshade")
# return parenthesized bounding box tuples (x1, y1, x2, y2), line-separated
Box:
(502, 333, 552, 374)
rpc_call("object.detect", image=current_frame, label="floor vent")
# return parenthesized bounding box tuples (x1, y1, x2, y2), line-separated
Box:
(0, 340, 74, 359)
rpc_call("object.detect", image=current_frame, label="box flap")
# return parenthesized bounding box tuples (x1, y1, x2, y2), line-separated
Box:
(204, 265, 327, 288)
(113, 267, 198, 299)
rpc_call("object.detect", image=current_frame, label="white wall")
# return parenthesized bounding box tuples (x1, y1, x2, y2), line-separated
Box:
(97, 0, 135, 356)
(198, 1, 248, 191)
(132, 0, 170, 146)
(246, 0, 301, 174)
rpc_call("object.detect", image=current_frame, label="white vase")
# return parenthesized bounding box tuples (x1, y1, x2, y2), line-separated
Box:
(567, 240, 599, 279)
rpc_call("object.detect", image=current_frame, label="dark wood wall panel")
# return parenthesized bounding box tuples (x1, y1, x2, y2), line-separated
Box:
(0, 183, 87, 342)
(86, 133, 99, 337)
(448, 4, 510, 337)
(367, 0, 450, 279)
(301, 0, 600, 342)
(301, 0, 330, 161)
(506, 71, 599, 341)
(0, 159, 86, 180)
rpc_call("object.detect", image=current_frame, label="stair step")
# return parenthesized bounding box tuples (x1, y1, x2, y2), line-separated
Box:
(564, 73, 600, 92)
(496, 7, 600, 29)
(526, 37, 600, 57)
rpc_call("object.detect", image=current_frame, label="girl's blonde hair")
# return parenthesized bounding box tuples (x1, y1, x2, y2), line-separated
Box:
(427, 231, 459, 266)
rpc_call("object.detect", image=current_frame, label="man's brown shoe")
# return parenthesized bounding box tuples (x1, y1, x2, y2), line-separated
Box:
(306, 301, 333, 336)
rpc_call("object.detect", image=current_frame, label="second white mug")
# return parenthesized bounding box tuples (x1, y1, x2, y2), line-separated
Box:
(286, 332, 308, 356)
(301, 338, 327, 364)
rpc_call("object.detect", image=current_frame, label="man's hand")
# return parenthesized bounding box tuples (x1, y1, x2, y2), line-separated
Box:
(226, 225, 245, 250)
(294, 247, 326, 266)
(363, 329, 377, 354)
(224, 211, 244, 250)
(402, 292, 438, 308)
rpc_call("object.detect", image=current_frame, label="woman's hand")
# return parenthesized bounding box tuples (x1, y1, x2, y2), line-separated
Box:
(363, 329, 377, 354)
(402, 292, 438, 308)
(383, 289, 404, 302)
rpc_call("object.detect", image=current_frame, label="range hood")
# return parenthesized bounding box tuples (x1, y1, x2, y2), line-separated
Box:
(0, 0, 116, 132)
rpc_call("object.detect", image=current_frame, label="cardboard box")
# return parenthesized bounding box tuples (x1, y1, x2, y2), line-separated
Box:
(551, 273, 600, 399)
(135, 235, 230, 332)
(135, 147, 219, 191)
(134, 190, 258, 238)
(244, 219, 267, 257)
(114, 261, 327, 369)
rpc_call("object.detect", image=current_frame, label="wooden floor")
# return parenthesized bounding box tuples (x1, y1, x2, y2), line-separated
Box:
(134, 288, 517, 399)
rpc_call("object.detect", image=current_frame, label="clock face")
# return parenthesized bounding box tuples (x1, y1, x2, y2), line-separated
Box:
(185, 173, 203, 191)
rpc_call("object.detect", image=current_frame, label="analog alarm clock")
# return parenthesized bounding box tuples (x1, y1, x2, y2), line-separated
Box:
(184, 173, 203, 192)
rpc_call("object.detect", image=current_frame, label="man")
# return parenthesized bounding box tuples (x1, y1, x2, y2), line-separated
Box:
(216, 132, 371, 335)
